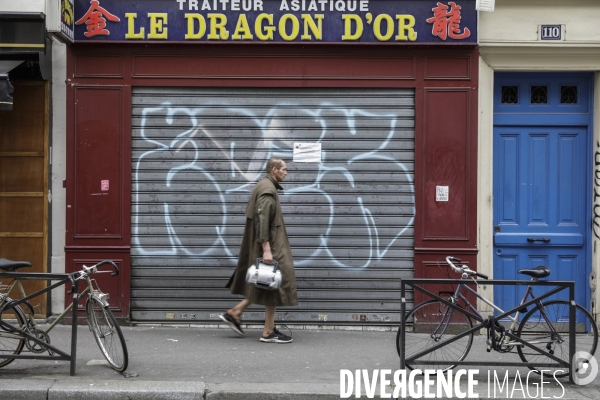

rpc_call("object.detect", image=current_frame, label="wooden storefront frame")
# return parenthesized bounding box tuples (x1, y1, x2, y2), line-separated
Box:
(66, 43, 480, 319)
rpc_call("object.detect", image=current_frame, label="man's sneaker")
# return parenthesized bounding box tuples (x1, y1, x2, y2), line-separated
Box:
(260, 327, 293, 343)
(218, 312, 245, 336)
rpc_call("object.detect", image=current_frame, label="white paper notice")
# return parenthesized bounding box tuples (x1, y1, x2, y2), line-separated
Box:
(293, 143, 322, 163)
(436, 186, 449, 202)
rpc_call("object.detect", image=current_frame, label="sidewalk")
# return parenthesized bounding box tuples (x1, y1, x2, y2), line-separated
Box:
(0, 323, 598, 399)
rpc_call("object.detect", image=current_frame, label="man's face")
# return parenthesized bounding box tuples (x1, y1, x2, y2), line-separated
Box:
(272, 161, 288, 183)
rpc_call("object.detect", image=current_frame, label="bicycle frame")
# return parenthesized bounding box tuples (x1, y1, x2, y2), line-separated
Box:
(448, 281, 551, 347)
(1, 270, 115, 340)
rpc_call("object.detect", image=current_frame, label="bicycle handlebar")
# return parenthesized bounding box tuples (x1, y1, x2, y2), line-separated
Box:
(445, 256, 488, 280)
(71, 260, 119, 282)
(67, 261, 119, 293)
(93, 260, 119, 277)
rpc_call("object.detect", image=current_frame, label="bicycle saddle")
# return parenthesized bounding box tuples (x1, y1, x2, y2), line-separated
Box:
(0, 258, 32, 272)
(518, 266, 550, 279)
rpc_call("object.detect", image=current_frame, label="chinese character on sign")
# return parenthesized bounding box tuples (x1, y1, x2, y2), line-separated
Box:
(75, 0, 120, 38)
(426, 2, 471, 40)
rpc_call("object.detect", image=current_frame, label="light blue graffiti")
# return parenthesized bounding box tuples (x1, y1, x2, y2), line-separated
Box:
(132, 98, 415, 268)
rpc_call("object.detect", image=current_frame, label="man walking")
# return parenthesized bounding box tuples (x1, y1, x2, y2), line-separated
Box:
(220, 157, 297, 343)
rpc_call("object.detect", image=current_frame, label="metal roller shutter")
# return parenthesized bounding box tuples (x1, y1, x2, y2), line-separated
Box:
(131, 87, 415, 324)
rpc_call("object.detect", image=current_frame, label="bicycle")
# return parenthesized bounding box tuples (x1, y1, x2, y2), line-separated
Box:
(396, 256, 597, 378)
(0, 259, 128, 372)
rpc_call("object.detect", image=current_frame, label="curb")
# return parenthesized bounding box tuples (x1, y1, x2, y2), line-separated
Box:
(1, 378, 598, 400)
(206, 383, 340, 399)
(0, 380, 205, 400)
(0, 379, 52, 400)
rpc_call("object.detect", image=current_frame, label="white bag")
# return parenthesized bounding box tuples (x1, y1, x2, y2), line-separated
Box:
(246, 259, 282, 291)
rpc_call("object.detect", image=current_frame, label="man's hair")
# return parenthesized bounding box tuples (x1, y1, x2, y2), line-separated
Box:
(266, 157, 284, 174)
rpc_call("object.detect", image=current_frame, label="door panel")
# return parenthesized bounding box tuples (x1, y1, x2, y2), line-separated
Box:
(0, 81, 48, 317)
(494, 126, 587, 310)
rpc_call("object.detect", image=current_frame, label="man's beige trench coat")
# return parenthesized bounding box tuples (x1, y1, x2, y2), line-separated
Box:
(226, 176, 298, 307)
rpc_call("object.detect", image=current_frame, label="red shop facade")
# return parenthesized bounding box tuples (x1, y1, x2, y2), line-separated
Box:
(67, 0, 479, 324)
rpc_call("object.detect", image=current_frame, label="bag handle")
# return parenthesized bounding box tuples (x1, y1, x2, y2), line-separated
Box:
(256, 258, 278, 272)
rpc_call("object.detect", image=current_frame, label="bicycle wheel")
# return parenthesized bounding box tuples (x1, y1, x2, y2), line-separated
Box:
(0, 299, 26, 368)
(86, 297, 128, 372)
(517, 300, 598, 378)
(396, 300, 474, 371)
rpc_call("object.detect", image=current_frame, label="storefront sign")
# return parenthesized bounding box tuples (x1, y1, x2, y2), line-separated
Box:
(61, 0, 76, 43)
(47, 0, 75, 44)
(73, 0, 476, 43)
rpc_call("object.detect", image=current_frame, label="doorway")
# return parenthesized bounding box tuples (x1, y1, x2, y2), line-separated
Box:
(0, 81, 49, 316)
(493, 73, 593, 313)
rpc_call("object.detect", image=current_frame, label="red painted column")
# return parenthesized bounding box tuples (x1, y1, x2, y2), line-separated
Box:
(413, 52, 479, 305)
(65, 46, 131, 317)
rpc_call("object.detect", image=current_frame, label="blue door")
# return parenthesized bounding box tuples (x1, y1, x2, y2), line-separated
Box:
(493, 73, 592, 314)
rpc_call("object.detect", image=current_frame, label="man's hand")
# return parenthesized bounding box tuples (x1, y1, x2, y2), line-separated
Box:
(262, 250, 273, 264)
(261, 242, 273, 264)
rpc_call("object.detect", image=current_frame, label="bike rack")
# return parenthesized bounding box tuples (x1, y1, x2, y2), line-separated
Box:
(0, 271, 80, 376)
(399, 279, 577, 383)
